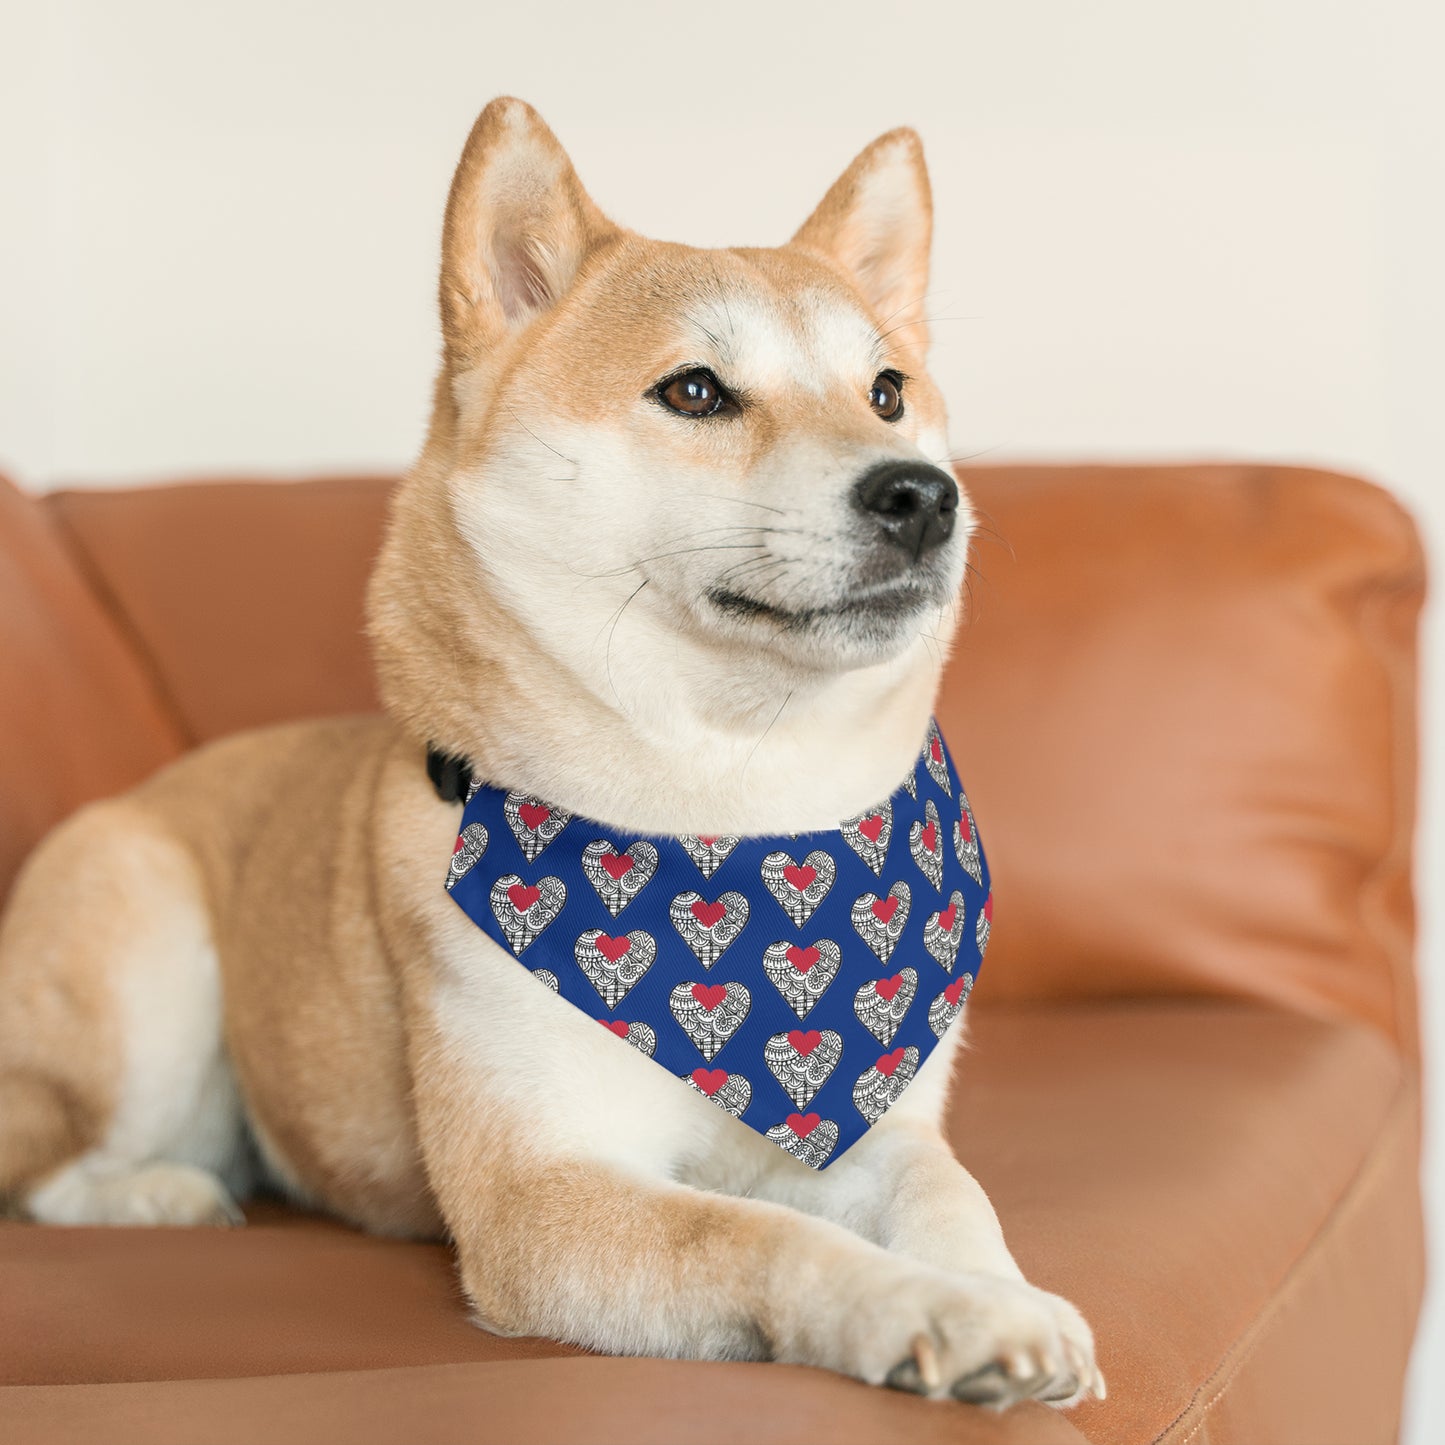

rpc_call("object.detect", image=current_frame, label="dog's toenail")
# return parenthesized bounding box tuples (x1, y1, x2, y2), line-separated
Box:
(910, 1331, 942, 1390)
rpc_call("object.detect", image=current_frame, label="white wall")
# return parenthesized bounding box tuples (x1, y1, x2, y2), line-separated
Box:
(1, 0, 1440, 1434)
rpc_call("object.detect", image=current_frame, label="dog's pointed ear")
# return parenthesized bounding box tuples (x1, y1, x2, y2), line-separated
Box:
(791, 128, 933, 352)
(440, 98, 617, 367)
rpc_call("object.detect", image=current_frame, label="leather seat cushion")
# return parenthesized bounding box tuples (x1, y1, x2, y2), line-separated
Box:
(0, 1001, 1420, 1444)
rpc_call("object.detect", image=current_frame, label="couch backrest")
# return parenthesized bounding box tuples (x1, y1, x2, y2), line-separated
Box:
(9, 463, 1423, 1058)
(942, 464, 1422, 1062)
(47, 477, 391, 743)
(0, 474, 184, 897)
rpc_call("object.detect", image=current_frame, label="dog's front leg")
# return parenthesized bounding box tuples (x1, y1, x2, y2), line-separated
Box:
(417, 1060, 1095, 1402)
(752, 1047, 1105, 1405)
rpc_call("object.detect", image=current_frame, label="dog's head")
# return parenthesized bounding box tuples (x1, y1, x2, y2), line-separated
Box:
(371, 99, 970, 807)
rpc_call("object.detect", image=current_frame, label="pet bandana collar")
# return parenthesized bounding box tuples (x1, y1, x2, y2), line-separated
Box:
(442, 720, 990, 1169)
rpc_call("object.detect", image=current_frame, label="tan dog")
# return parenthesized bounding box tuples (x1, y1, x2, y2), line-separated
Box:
(0, 99, 1101, 1408)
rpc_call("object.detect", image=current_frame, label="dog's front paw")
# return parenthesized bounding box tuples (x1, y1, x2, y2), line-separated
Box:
(824, 1266, 1104, 1408)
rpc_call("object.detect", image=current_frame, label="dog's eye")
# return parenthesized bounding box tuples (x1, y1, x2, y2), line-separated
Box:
(658, 369, 725, 417)
(869, 371, 905, 421)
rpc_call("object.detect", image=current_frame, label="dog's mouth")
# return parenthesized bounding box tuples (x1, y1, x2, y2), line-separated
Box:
(705, 576, 939, 631)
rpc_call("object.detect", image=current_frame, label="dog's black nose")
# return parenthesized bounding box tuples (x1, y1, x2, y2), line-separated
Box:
(853, 460, 959, 560)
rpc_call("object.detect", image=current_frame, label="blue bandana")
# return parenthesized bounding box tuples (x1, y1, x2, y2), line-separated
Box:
(443, 720, 990, 1169)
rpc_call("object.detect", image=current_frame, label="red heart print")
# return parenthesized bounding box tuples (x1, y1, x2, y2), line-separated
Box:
(601, 1019, 630, 1037)
(787, 1112, 821, 1139)
(859, 814, 884, 843)
(519, 803, 551, 830)
(452, 836, 465, 855)
(872, 896, 899, 924)
(601, 852, 634, 880)
(782, 864, 817, 892)
(691, 899, 726, 928)
(785, 945, 820, 972)
(595, 934, 631, 962)
(875, 974, 903, 1002)
(938, 902, 957, 931)
(930, 737, 943, 764)
(945, 976, 969, 1006)
(876, 1047, 906, 1077)
(959, 810, 973, 842)
(692, 1068, 728, 1095)
(984, 894, 993, 920)
(920, 822, 937, 854)
(692, 983, 727, 1011)
(697, 835, 718, 846)
(508, 883, 541, 912)
(788, 1029, 822, 1055)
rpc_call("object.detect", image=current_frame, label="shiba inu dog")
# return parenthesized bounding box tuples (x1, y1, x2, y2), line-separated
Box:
(0, 98, 1101, 1408)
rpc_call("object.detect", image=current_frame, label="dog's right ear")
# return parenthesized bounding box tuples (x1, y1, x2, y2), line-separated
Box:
(439, 98, 616, 368)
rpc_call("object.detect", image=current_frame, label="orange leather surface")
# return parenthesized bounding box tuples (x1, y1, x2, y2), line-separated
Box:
(0, 463, 1423, 1443)
(1, 1360, 1093, 1445)
(0, 474, 183, 902)
(47, 476, 390, 745)
(0, 1003, 1419, 1443)
(946, 464, 1424, 1061)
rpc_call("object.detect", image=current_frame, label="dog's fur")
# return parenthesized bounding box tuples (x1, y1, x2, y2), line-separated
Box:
(0, 99, 1101, 1407)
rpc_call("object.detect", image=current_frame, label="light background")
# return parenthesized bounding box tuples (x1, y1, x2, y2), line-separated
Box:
(1, 1, 1440, 1434)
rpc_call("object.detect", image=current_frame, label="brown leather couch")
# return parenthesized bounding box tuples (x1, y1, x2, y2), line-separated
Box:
(0, 462, 1426, 1445)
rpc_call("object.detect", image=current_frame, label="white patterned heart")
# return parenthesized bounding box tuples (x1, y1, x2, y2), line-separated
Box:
(976, 892, 992, 957)
(687, 1067, 752, 1118)
(445, 822, 489, 891)
(901, 770, 918, 799)
(928, 973, 974, 1038)
(503, 792, 571, 862)
(598, 1017, 656, 1057)
(489, 874, 566, 955)
(678, 833, 740, 879)
(850, 881, 911, 964)
(840, 802, 892, 876)
(759, 849, 835, 927)
(531, 968, 559, 992)
(764, 1113, 839, 1169)
(669, 890, 749, 969)
(923, 891, 967, 973)
(953, 791, 983, 885)
(761, 939, 841, 1020)
(573, 928, 656, 1008)
(908, 799, 944, 892)
(853, 965, 918, 1046)
(762, 1027, 842, 1109)
(580, 839, 658, 917)
(851, 1044, 920, 1124)
(668, 981, 751, 1061)
(922, 719, 952, 796)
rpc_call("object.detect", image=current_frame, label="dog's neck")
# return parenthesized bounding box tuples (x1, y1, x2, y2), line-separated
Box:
(466, 630, 941, 836)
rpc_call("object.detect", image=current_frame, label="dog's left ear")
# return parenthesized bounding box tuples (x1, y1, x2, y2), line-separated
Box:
(791, 129, 933, 353)
(440, 97, 619, 370)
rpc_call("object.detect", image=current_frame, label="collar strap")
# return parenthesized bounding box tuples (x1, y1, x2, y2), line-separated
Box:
(426, 745, 474, 804)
